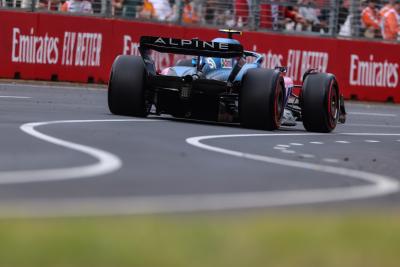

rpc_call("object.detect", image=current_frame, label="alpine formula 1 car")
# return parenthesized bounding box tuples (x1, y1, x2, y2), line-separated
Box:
(108, 29, 346, 132)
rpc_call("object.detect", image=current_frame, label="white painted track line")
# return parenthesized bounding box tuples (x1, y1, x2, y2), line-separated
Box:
(281, 150, 296, 154)
(277, 144, 290, 148)
(290, 143, 303, 146)
(186, 133, 400, 208)
(0, 121, 399, 216)
(323, 158, 340, 163)
(0, 95, 31, 99)
(346, 124, 400, 129)
(0, 119, 159, 184)
(335, 141, 350, 144)
(348, 112, 397, 117)
(300, 154, 315, 159)
(364, 140, 380, 143)
(310, 141, 324, 144)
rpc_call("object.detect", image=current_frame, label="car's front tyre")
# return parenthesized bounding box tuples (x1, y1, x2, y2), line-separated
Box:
(301, 73, 339, 132)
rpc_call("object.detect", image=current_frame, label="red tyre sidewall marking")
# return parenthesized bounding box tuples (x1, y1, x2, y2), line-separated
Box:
(327, 80, 336, 129)
(274, 79, 282, 128)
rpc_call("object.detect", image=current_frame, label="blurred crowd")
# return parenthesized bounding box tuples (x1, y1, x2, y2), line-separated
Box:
(358, 0, 400, 40)
(1, 0, 399, 41)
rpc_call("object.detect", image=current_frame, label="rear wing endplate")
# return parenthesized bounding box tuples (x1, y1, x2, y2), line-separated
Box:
(140, 36, 243, 58)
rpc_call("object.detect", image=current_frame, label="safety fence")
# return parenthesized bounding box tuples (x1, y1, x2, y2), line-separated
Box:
(1, 0, 399, 42)
(1, 9, 399, 102)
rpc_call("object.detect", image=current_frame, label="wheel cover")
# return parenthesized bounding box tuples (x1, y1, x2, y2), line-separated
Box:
(274, 82, 284, 127)
(327, 81, 339, 129)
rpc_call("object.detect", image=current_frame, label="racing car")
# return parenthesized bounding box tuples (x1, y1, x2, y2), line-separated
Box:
(108, 29, 346, 132)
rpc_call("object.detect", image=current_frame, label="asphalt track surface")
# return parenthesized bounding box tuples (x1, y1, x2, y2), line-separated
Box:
(0, 82, 400, 217)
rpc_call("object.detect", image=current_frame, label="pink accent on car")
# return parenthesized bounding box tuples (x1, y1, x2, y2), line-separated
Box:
(161, 67, 171, 75)
(284, 76, 294, 90)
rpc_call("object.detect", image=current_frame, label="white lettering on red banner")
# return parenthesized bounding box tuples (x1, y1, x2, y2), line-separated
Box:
(286, 49, 329, 81)
(252, 45, 283, 69)
(62, 32, 102, 67)
(10, 27, 102, 67)
(123, 35, 140, 56)
(11, 27, 59, 64)
(350, 54, 399, 88)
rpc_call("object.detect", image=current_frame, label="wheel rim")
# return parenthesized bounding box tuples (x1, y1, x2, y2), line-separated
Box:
(274, 82, 284, 127)
(327, 81, 339, 128)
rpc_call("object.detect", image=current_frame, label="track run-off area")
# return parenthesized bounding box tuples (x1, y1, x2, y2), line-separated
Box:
(1, 82, 400, 217)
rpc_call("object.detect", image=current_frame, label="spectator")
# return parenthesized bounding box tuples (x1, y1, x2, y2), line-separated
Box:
(182, 0, 199, 24)
(381, 0, 399, 40)
(91, 0, 103, 14)
(337, 0, 350, 33)
(138, 0, 155, 19)
(299, 0, 324, 32)
(61, 0, 93, 13)
(284, 6, 307, 31)
(204, 0, 217, 24)
(123, 0, 143, 18)
(361, 0, 380, 38)
(112, 0, 124, 16)
(148, 0, 173, 20)
(380, 0, 396, 17)
(21, 0, 32, 8)
(318, 6, 330, 33)
(36, 0, 61, 10)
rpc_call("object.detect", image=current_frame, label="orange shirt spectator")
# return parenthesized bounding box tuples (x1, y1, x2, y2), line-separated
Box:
(380, 1, 396, 17)
(381, 5, 399, 40)
(361, 3, 380, 29)
(139, 0, 155, 19)
(182, 0, 199, 24)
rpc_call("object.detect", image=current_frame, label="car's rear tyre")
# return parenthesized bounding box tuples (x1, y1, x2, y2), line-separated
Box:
(108, 55, 148, 116)
(301, 73, 339, 132)
(240, 69, 285, 130)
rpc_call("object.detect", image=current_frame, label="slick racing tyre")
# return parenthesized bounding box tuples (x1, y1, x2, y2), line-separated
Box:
(240, 69, 285, 130)
(301, 73, 339, 132)
(108, 55, 148, 117)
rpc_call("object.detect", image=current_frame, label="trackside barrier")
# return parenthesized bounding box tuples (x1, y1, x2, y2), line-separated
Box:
(1, 10, 399, 103)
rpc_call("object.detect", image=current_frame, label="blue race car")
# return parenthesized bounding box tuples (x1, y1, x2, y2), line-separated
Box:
(108, 29, 346, 132)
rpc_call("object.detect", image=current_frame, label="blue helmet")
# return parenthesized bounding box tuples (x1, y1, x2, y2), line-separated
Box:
(202, 38, 241, 71)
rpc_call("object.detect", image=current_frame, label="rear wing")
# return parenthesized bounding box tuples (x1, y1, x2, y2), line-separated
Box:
(139, 36, 243, 58)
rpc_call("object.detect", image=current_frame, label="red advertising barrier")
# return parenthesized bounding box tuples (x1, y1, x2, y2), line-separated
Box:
(1, 10, 399, 102)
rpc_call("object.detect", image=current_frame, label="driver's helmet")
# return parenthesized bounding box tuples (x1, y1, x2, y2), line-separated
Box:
(201, 38, 240, 71)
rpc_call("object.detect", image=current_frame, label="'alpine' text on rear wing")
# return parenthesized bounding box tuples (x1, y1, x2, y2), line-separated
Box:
(140, 36, 243, 58)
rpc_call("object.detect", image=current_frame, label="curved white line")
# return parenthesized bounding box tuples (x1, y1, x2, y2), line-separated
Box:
(185, 133, 400, 206)
(0, 121, 399, 216)
(0, 119, 158, 184)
